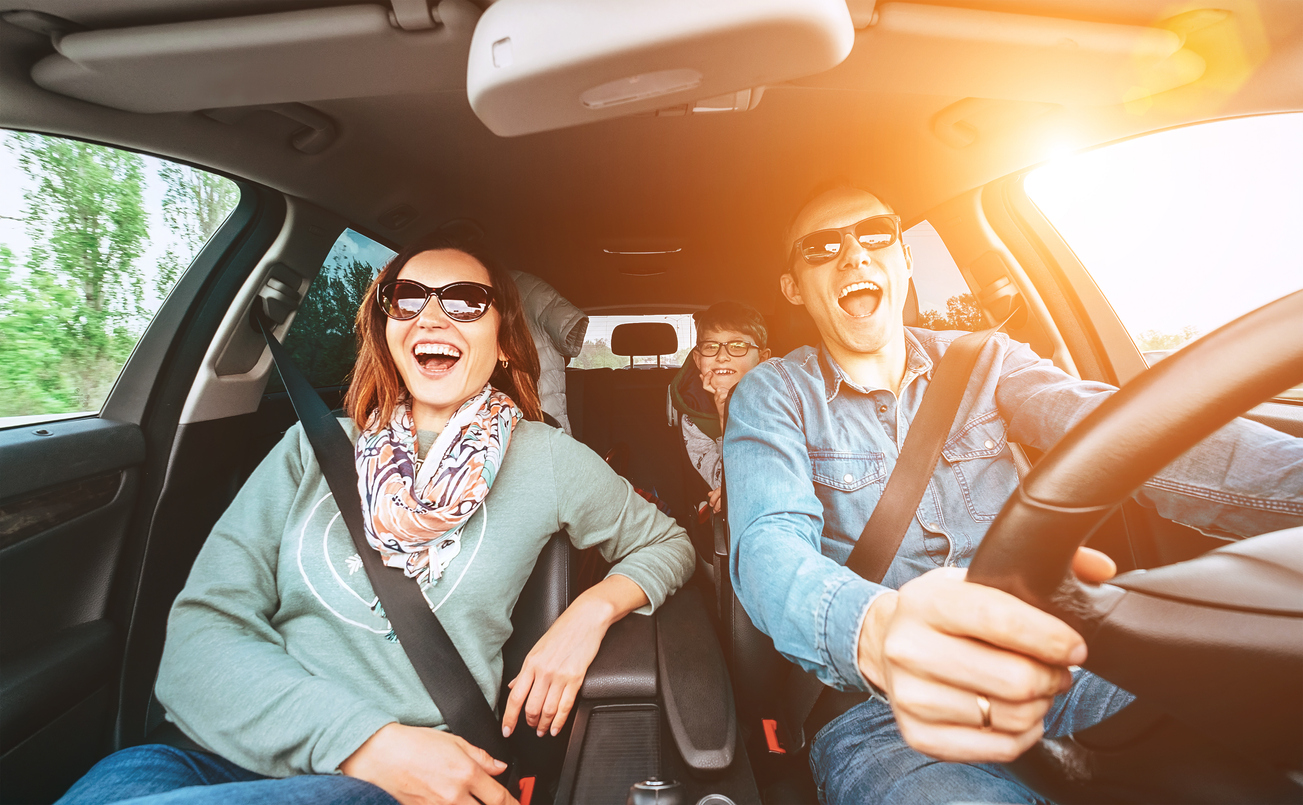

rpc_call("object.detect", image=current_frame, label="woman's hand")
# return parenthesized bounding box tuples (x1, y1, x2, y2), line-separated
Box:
(502, 574, 649, 738)
(707, 487, 723, 513)
(340, 722, 518, 805)
(856, 547, 1115, 763)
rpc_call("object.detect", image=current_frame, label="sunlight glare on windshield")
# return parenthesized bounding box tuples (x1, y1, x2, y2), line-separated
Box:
(1025, 114, 1303, 362)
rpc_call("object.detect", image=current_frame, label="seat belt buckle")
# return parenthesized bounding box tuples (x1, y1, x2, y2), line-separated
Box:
(762, 718, 787, 754)
(517, 775, 536, 805)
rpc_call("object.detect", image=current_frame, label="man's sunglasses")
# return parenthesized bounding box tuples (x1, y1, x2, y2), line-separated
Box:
(791, 214, 901, 265)
(696, 340, 763, 358)
(377, 279, 495, 322)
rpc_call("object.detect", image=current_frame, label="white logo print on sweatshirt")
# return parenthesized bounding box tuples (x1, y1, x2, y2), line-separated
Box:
(296, 493, 487, 634)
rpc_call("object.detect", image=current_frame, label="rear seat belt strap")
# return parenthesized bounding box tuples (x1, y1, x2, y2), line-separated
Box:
(785, 323, 1006, 748)
(256, 312, 518, 777)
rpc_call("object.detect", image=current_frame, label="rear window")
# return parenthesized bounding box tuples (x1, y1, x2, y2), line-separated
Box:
(574, 314, 697, 368)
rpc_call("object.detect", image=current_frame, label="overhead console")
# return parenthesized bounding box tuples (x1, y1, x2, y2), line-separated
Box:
(464, 0, 857, 136)
(26, 0, 482, 113)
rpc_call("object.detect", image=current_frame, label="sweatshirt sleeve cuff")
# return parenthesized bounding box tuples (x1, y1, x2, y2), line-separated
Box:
(819, 573, 888, 693)
(313, 704, 399, 775)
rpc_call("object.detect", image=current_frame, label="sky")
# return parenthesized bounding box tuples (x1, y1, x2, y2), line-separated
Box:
(1024, 113, 1303, 341)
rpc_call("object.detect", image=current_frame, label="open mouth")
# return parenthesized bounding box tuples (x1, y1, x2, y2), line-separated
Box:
(837, 281, 883, 318)
(413, 342, 461, 374)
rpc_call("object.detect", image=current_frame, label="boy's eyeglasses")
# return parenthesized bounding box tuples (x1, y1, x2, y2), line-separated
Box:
(696, 340, 763, 358)
(791, 214, 901, 265)
(377, 279, 495, 322)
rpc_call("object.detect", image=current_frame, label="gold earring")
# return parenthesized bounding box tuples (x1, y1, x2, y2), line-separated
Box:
(499, 359, 509, 369)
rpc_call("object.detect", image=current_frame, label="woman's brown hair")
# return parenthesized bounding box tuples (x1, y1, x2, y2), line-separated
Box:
(344, 232, 543, 429)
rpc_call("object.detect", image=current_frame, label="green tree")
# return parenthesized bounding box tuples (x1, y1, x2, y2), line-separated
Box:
(572, 338, 625, 369)
(276, 257, 379, 389)
(918, 293, 983, 332)
(0, 135, 148, 416)
(155, 163, 240, 294)
(1136, 325, 1199, 352)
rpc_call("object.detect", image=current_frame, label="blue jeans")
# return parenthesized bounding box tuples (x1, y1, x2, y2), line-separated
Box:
(809, 670, 1134, 805)
(56, 744, 397, 805)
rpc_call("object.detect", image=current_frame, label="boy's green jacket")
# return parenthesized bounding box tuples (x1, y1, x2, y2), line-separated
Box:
(670, 361, 721, 440)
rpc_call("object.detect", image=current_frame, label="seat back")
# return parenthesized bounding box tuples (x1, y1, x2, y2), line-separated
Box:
(500, 532, 577, 777)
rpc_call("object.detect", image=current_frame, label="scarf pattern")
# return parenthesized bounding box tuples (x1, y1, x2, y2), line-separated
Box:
(356, 384, 522, 588)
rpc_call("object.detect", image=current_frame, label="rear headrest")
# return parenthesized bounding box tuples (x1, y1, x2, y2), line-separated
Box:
(904, 278, 919, 327)
(611, 322, 678, 356)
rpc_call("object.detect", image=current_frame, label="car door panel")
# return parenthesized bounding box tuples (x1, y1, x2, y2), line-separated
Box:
(0, 440, 141, 803)
(0, 182, 283, 804)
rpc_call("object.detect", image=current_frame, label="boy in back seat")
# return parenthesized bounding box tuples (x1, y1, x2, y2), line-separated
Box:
(671, 302, 770, 515)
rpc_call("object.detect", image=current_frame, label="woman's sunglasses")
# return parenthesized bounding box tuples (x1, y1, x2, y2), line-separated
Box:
(377, 279, 495, 322)
(791, 214, 901, 265)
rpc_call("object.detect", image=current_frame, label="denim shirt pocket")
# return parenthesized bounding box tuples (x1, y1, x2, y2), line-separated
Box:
(941, 410, 1017, 523)
(811, 451, 887, 491)
(810, 451, 887, 549)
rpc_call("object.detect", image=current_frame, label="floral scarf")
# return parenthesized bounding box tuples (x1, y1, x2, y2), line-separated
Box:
(355, 384, 522, 587)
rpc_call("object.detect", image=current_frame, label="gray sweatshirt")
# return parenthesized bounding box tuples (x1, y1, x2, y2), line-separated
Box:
(156, 419, 694, 778)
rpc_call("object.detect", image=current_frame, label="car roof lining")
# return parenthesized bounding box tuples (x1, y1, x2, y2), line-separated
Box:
(2, 0, 1301, 313)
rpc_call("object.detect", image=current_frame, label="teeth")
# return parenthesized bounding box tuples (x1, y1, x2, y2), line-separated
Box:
(414, 343, 461, 357)
(838, 281, 881, 299)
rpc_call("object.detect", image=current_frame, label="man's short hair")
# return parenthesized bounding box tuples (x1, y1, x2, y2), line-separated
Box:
(694, 301, 768, 350)
(783, 179, 892, 271)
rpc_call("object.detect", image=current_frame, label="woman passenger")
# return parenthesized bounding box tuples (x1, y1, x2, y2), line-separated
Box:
(57, 232, 695, 805)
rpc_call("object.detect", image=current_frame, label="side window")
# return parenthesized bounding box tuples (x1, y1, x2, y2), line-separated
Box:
(0, 131, 239, 427)
(1025, 114, 1303, 402)
(905, 220, 980, 332)
(275, 228, 396, 389)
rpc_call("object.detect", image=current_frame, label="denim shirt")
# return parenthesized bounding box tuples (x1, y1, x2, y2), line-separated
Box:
(723, 327, 1303, 692)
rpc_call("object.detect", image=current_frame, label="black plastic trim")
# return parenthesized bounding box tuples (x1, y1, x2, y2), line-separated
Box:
(0, 419, 143, 502)
(0, 620, 116, 755)
(656, 585, 737, 773)
(578, 611, 657, 700)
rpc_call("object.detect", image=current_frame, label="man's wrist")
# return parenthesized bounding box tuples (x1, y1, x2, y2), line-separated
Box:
(857, 590, 898, 692)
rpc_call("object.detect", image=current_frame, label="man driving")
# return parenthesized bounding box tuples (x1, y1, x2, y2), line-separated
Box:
(723, 186, 1303, 804)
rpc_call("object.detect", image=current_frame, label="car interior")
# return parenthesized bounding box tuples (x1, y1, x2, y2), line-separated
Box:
(1, 0, 1301, 803)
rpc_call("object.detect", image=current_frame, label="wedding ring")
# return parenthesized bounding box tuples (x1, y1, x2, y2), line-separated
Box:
(976, 693, 992, 731)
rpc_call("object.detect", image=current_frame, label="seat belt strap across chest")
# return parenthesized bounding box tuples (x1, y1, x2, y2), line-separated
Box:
(256, 313, 517, 774)
(784, 324, 1005, 749)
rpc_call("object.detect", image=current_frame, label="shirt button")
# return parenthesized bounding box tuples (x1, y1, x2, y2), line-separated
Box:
(927, 522, 941, 531)
(984, 439, 995, 449)
(878, 404, 888, 413)
(843, 473, 854, 483)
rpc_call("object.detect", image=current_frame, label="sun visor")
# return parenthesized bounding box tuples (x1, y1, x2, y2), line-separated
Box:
(801, 3, 1206, 106)
(466, 0, 855, 137)
(30, 0, 481, 113)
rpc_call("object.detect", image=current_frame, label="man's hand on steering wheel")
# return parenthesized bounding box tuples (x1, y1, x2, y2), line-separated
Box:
(855, 546, 1116, 763)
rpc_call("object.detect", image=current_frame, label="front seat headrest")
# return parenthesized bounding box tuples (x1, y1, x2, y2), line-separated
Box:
(611, 322, 678, 356)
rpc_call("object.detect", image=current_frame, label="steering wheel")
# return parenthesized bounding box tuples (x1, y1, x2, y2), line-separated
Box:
(966, 290, 1303, 804)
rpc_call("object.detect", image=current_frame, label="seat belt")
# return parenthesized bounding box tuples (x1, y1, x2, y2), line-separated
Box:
(255, 312, 525, 794)
(782, 323, 1006, 749)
